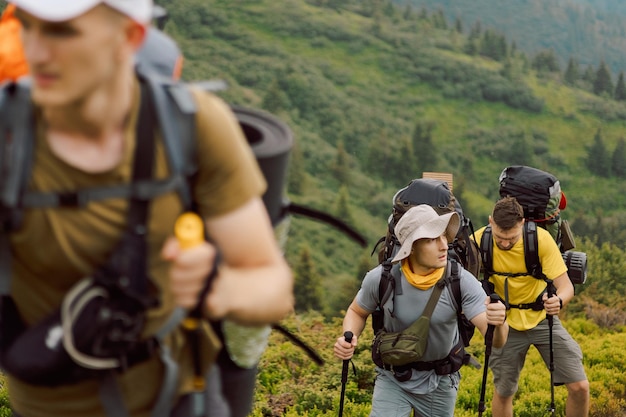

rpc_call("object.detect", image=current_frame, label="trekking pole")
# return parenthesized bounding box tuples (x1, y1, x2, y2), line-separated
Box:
(546, 280, 557, 417)
(338, 331, 354, 417)
(478, 293, 501, 417)
(175, 212, 219, 417)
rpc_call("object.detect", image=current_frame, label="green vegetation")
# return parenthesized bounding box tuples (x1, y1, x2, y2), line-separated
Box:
(252, 312, 626, 417)
(155, 0, 626, 314)
(401, 0, 626, 75)
(154, 2, 626, 415)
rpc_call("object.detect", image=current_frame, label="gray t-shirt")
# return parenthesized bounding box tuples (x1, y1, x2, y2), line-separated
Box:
(357, 261, 486, 394)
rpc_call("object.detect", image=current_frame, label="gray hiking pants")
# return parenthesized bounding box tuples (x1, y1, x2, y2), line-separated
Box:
(369, 369, 459, 417)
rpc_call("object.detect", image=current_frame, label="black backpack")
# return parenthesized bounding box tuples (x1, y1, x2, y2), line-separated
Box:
(481, 166, 587, 291)
(373, 178, 481, 278)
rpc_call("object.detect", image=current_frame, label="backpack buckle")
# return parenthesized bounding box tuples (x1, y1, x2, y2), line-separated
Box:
(58, 192, 85, 207)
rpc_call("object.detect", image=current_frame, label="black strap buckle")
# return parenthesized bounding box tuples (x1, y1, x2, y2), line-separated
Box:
(58, 192, 85, 207)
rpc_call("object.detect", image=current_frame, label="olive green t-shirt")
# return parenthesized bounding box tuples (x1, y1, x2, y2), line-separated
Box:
(7, 80, 266, 417)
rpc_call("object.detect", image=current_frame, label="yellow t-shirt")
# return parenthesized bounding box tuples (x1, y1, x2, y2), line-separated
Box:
(473, 225, 567, 331)
(7, 79, 266, 417)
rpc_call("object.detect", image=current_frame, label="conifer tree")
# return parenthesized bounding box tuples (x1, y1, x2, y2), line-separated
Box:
(403, 4, 413, 20)
(331, 140, 351, 185)
(593, 61, 614, 97)
(455, 17, 463, 34)
(412, 121, 438, 173)
(367, 131, 389, 181)
(587, 128, 611, 177)
(432, 9, 447, 29)
(500, 58, 515, 80)
(508, 132, 533, 166)
(564, 57, 580, 86)
(615, 72, 626, 101)
(464, 21, 482, 56)
(287, 143, 306, 195)
(469, 20, 482, 40)
(481, 31, 506, 61)
(334, 185, 353, 225)
(531, 49, 560, 73)
(383, 0, 396, 18)
(612, 137, 626, 178)
(293, 245, 323, 313)
(582, 64, 596, 84)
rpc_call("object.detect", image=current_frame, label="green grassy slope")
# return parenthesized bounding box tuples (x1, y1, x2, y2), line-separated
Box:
(159, 0, 626, 315)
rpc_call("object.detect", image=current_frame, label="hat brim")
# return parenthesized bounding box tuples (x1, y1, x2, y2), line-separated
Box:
(391, 211, 460, 263)
(11, 0, 101, 22)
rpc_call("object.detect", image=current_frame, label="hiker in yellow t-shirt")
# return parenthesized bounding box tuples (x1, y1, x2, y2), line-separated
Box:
(474, 196, 589, 417)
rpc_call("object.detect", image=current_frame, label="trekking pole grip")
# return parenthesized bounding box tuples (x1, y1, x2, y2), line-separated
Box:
(339, 331, 354, 417)
(485, 294, 500, 351)
(342, 331, 354, 384)
(546, 279, 557, 317)
(479, 293, 501, 416)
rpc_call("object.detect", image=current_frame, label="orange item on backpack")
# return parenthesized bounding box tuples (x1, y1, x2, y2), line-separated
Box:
(0, 5, 29, 83)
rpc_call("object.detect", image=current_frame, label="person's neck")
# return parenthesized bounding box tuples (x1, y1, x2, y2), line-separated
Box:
(42, 68, 134, 141)
(406, 257, 436, 276)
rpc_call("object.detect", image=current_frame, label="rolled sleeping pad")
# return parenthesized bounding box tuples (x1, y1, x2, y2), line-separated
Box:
(230, 105, 293, 226)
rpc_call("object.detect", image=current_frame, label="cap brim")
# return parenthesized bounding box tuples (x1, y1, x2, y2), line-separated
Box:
(11, 0, 99, 21)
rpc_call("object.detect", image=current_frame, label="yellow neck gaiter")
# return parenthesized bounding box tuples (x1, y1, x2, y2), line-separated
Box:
(400, 259, 445, 290)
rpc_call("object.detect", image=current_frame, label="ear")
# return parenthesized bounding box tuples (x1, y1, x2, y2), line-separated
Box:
(125, 21, 147, 52)
(488, 215, 493, 226)
(115, 20, 146, 64)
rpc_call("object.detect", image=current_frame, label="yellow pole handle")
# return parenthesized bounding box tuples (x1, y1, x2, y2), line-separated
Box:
(174, 212, 205, 249)
(174, 211, 208, 392)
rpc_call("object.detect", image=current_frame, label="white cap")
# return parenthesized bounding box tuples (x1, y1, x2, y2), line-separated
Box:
(10, 0, 153, 23)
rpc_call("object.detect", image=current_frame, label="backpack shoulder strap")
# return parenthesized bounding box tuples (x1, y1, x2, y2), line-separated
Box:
(0, 80, 36, 296)
(523, 221, 546, 280)
(446, 260, 480, 354)
(479, 225, 493, 281)
(0, 80, 35, 218)
(445, 260, 465, 329)
(447, 259, 462, 312)
(143, 71, 198, 211)
(371, 260, 401, 333)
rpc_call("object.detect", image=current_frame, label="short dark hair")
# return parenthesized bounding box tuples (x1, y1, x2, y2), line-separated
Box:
(492, 196, 524, 230)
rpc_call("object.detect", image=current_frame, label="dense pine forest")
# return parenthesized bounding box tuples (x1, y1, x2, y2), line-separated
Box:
(3, 0, 626, 415)
(398, 0, 626, 75)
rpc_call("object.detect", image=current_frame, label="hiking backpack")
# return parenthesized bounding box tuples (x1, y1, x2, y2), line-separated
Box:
(373, 177, 482, 278)
(371, 177, 481, 360)
(480, 165, 587, 289)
